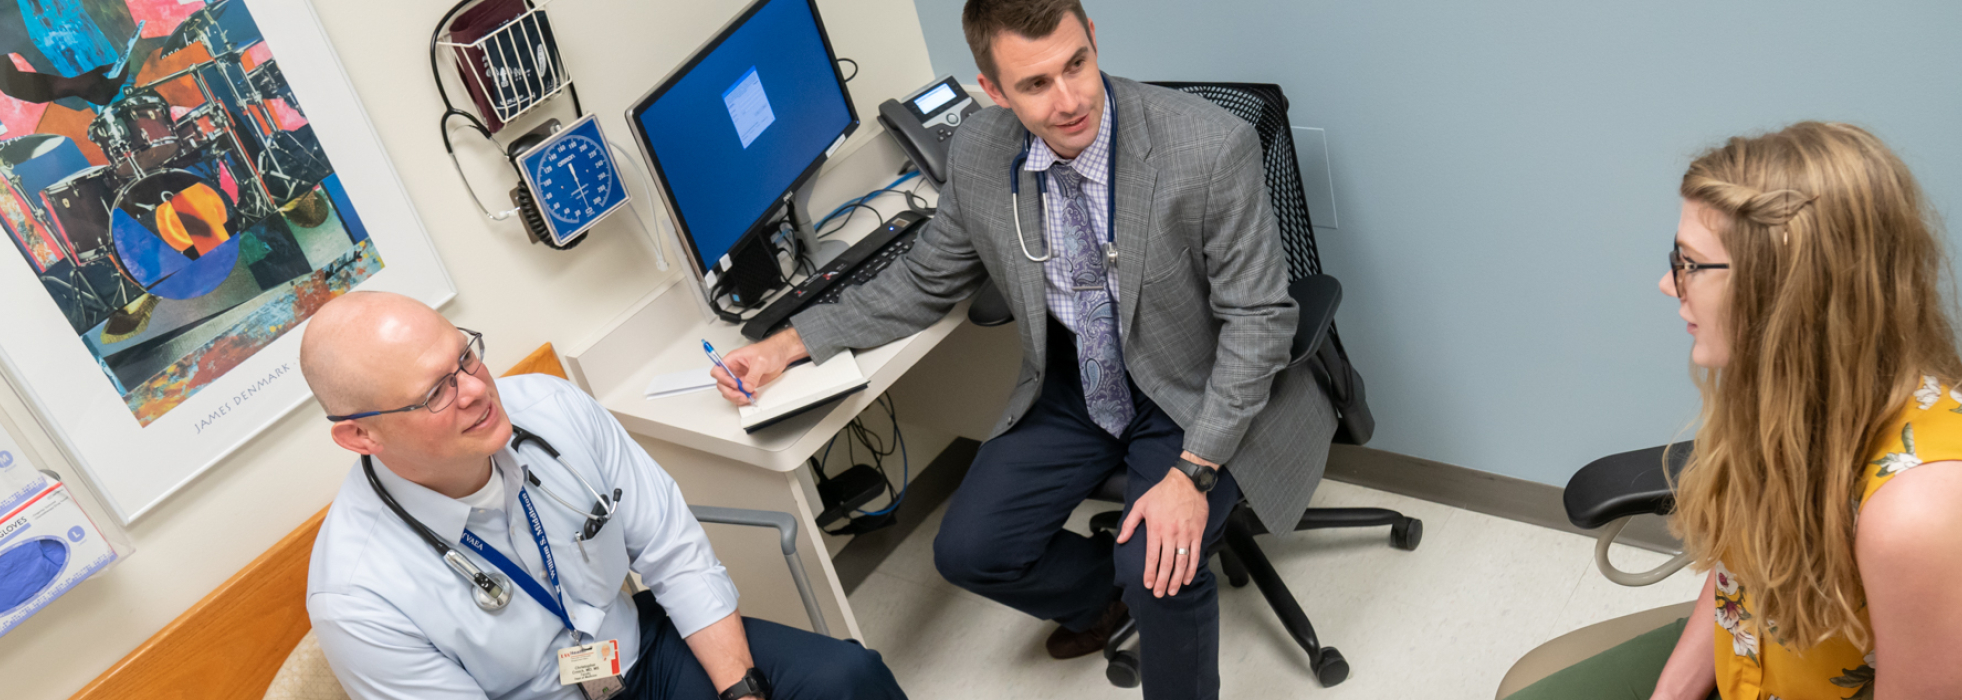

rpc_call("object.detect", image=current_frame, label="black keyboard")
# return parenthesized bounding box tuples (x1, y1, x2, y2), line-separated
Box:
(740, 210, 931, 340)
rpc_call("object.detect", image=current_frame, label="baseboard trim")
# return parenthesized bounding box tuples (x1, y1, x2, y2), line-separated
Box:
(1325, 444, 1681, 554)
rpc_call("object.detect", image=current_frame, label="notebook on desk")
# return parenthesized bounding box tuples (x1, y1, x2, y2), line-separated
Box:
(738, 351, 869, 433)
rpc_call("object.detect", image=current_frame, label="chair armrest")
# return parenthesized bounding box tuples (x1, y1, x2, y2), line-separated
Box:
(1562, 442, 1693, 530)
(1286, 274, 1375, 444)
(967, 280, 1014, 327)
(690, 505, 799, 555)
(688, 505, 830, 636)
(1287, 275, 1340, 366)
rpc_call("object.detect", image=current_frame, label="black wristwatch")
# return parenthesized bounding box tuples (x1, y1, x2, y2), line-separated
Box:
(1172, 456, 1219, 493)
(719, 668, 770, 700)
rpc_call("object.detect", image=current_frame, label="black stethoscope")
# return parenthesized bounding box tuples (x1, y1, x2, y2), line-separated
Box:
(1009, 75, 1120, 265)
(364, 425, 621, 611)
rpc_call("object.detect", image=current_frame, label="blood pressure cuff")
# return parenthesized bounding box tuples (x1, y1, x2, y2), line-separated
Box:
(0, 537, 68, 612)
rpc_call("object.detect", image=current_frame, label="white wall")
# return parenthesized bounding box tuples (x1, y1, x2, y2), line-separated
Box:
(0, 1, 934, 697)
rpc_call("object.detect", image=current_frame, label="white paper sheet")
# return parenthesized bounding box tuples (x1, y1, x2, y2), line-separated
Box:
(644, 365, 718, 400)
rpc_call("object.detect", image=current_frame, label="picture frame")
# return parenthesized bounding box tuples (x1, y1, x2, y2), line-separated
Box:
(0, 0, 454, 523)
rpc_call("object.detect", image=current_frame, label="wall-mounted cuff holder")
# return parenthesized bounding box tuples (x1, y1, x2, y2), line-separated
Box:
(436, 0, 570, 134)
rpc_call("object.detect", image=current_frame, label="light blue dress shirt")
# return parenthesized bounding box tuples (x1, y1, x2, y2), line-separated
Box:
(307, 375, 739, 700)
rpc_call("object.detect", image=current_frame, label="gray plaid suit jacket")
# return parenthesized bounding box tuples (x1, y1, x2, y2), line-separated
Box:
(794, 75, 1337, 534)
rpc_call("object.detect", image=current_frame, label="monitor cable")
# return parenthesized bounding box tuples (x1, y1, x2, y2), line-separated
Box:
(706, 229, 799, 324)
(605, 140, 671, 270)
(814, 171, 932, 238)
(710, 173, 932, 323)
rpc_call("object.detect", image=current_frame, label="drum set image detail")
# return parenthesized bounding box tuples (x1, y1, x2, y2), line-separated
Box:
(0, 0, 334, 343)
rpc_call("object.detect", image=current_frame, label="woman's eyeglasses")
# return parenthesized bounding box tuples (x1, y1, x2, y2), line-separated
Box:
(1669, 243, 1729, 294)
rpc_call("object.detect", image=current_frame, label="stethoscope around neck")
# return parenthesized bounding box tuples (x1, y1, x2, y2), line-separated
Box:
(364, 425, 621, 611)
(1010, 75, 1121, 265)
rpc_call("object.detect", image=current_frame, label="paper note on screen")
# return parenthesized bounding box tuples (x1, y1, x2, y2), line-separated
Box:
(723, 66, 776, 149)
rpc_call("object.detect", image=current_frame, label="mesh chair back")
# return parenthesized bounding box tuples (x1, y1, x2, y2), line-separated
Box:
(1145, 82, 1322, 281)
(1147, 81, 1373, 445)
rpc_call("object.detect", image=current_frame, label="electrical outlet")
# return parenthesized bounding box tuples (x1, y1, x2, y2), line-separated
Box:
(1292, 126, 1337, 230)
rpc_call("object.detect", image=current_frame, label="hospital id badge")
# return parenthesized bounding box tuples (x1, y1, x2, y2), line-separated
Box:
(558, 639, 624, 698)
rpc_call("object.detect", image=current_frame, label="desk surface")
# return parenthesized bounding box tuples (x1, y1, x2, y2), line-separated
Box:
(565, 141, 957, 471)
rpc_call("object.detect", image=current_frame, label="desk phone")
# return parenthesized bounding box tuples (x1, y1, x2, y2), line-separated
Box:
(877, 75, 981, 188)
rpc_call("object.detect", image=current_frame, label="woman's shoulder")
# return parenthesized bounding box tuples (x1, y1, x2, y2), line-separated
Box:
(1855, 447, 1962, 616)
(1853, 379, 1962, 586)
(1858, 377, 1962, 555)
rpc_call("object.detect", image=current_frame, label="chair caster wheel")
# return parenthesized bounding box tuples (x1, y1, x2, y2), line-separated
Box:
(1105, 649, 1142, 688)
(1391, 518, 1423, 551)
(1313, 646, 1350, 687)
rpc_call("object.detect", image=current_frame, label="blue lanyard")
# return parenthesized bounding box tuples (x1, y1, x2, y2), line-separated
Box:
(458, 486, 575, 635)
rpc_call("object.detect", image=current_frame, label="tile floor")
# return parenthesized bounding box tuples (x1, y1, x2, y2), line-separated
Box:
(847, 480, 1706, 699)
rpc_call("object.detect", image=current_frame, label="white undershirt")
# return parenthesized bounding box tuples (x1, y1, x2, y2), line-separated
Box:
(455, 463, 505, 513)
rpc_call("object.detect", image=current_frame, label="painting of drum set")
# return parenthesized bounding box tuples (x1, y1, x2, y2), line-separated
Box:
(0, 0, 383, 426)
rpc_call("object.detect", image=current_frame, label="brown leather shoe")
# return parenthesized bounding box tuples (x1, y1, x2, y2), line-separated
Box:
(1045, 599, 1129, 659)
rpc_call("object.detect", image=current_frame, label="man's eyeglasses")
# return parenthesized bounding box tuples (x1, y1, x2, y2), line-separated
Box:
(1669, 243, 1729, 294)
(326, 329, 486, 422)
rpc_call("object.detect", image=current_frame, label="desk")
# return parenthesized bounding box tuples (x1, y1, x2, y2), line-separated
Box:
(564, 136, 1016, 640)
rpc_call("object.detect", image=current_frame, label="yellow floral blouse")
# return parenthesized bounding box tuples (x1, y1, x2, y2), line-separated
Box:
(1710, 376, 1962, 700)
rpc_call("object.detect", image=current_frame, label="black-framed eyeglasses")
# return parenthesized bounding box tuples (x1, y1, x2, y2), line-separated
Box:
(1669, 243, 1729, 294)
(326, 329, 486, 422)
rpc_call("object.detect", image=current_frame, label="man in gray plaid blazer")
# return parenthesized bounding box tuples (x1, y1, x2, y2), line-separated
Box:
(714, 1, 1336, 697)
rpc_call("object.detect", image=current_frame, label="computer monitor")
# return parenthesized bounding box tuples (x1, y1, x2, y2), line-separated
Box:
(625, 0, 857, 311)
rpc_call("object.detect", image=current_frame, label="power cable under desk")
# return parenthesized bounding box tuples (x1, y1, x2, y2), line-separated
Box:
(810, 393, 907, 535)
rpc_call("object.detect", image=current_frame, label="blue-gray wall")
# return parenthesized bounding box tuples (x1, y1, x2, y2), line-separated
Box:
(908, 0, 1962, 485)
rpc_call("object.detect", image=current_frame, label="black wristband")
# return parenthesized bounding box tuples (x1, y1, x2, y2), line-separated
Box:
(719, 668, 770, 700)
(1174, 457, 1219, 493)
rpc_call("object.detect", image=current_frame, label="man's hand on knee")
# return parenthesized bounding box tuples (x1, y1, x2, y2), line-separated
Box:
(1116, 451, 1216, 598)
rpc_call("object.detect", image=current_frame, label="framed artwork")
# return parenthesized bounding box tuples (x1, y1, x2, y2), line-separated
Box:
(0, 0, 453, 522)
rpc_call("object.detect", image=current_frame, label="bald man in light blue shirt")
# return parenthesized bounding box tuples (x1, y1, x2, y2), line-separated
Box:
(300, 292, 903, 700)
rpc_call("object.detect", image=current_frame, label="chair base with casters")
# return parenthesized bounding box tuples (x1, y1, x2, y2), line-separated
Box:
(1082, 472, 1422, 688)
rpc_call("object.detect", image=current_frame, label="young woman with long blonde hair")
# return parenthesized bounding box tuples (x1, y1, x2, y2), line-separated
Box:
(1509, 122, 1962, 699)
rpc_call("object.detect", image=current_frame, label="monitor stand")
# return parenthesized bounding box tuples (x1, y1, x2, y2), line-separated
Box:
(788, 179, 849, 268)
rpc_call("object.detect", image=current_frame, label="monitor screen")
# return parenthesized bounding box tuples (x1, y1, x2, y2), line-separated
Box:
(628, 0, 856, 275)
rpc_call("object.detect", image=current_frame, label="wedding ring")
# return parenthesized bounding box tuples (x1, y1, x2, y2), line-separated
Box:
(1175, 548, 1190, 556)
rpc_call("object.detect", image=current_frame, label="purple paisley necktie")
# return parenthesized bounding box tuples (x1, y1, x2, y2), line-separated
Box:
(1047, 162, 1132, 436)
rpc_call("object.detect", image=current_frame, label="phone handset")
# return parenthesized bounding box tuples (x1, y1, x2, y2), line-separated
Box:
(877, 76, 982, 188)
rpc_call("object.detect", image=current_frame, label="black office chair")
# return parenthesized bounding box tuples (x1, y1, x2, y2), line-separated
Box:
(965, 82, 1419, 688)
(1562, 442, 1696, 585)
(1494, 443, 1696, 697)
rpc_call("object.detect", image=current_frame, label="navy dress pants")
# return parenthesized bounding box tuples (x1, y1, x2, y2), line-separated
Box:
(622, 591, 906, 699)
(932, 319, 1242, 700)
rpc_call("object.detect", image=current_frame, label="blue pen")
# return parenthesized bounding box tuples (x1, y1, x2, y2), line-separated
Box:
(702, 340, 753, 401)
